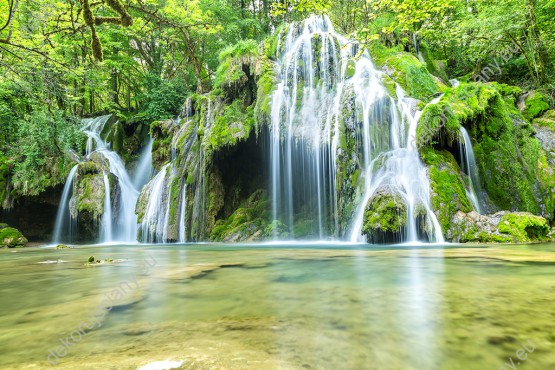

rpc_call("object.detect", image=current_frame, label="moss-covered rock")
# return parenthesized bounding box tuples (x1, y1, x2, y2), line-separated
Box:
(209, 189, 270, 242)
(105, 121, 125, 153)
(69, 159, 118, 240)
(0, 226, 28, 248)
(150, 119, 178, 170)
(497, 212, 550, 243)
(206, 100, 256, 153)
(448, 211, 513, 243)
(448, 211, 551, 243)
(533, 109, 555, 129)
(420, 148, 472, 232)
(362, 186, 407, 244)
(214, 39, 259, 104)
(522, 91, 551, 121)
(379, 51, 438, 102)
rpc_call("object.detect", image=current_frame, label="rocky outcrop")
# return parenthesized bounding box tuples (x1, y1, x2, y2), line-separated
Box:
(0, 224, 28, 248)
(362, 186, 407, 244)
(448, 211, 551, 243)
(418, 83, 555, 223)
(69, 156, 118, 239)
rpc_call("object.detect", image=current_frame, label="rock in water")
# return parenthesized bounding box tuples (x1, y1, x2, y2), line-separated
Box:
(0, 227, 28, 248)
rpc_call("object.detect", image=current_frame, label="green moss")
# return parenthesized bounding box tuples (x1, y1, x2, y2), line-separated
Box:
(362, 188, 407, 240)
(209, 189, 270, 242)
(168, 175, 181, 224)
(0, 227, 28, 248)
(254, 57, 277, 127)
(206, 100, 256, 152)
(417, 83, 500, 148)
(533, 109, 555, 129)
(497, 213, 550, 242)
(488, 82, 522, 108)
(73, 172, 108, 220)
(381, 52, 438, 101)
(0, 155, 9, 208)
(417, 81, 555, 220)
(421, 148, 472, 232)
(263, 26, 283, 59)
(105, 122, 125, 153)
(523, 91, 550, 121)
(214, 39, 259, 92)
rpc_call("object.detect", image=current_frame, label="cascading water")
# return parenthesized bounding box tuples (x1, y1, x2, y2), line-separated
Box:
(139, 163, 178, 243)
(178, 183, 187, 243)
(269, 15, 443, 243)
(52, 115, 153, 243)
(100, 173, 113, 242)
(133, 138, 154, 189)
(52, 165, 79, 243)
(82, 117, 142, 242)
(459, 127, 485, 214)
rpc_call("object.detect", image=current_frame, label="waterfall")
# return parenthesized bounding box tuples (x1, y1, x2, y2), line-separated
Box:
(133, 138, 154, 189)
(349, 89, 444, 243)
(139, 163, 178, 243)
(459, 127, 484, 214)
(100, 173, 113, 242)
(53, 115, 152, 243)
(178, 183, 187, 243)
(270, 16, 345, 239)
(52, 165, 79, 244)
(269, 15, 443, 243)
(83, 117, 140, 242)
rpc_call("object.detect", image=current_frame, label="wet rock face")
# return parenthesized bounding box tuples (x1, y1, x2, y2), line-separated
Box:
(447, 211, 552, 243)
(68, 159, 119, 241)
(0, 225, 28, 248)
(362, 186, 408, 244)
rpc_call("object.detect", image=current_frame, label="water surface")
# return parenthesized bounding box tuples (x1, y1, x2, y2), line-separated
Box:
(1, 243, 555, 369)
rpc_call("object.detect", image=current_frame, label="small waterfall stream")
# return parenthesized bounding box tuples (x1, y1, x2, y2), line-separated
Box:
(52, 165, 79, 243)
(459, 127, 485, 214)
(101, 173, 113, 242)
(133, 138, 154, 189)
(139, 163, 177, 243)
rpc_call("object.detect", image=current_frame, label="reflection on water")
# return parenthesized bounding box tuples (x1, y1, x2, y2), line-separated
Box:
(1, 244, 555, 369)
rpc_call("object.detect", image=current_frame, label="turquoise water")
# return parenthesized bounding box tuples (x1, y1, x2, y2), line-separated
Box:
(1, 243, 555, 369)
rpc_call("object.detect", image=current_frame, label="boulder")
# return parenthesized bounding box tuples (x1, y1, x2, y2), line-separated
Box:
(0, 226, 28, 248)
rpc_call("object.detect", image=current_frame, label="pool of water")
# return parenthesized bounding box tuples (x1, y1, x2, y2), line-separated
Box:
(1, 243, 555, 369)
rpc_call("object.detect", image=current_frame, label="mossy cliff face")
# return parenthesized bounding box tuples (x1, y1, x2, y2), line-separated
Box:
(210, 189, 271, 242)
(521, 91, 551, 121)
(138, 39, 274, 242)
(420, 148, 472, 233)
(417, 82, 555, 224)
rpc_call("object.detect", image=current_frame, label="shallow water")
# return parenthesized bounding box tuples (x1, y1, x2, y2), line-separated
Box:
(1, 243, 555, 369)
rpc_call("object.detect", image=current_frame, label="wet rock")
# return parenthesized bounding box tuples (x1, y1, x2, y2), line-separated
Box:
(0, 226, 28, 248)
(362, 186, 407, 244)
(447, 211, 551, 243)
